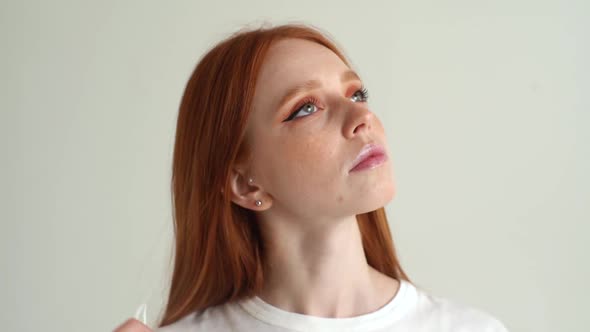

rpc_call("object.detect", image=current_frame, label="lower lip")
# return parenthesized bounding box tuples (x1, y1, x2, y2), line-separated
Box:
(349, 153, 387, 172)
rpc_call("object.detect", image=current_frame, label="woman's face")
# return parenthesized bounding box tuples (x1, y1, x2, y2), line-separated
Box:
(233, 38, 395, 224)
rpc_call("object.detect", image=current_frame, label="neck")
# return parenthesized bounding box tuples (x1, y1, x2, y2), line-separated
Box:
(256, 215, 399, 318)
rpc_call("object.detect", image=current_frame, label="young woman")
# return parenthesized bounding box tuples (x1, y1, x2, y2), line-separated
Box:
(114, 23, 510, 332)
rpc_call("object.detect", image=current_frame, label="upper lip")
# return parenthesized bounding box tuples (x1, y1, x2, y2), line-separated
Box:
(349, 143, 386, 171)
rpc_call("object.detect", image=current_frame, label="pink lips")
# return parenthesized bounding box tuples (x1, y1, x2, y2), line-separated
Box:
(349, 143, 388, 172)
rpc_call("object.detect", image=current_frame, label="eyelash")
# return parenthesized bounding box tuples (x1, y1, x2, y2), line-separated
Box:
(283, 86, 370, 122)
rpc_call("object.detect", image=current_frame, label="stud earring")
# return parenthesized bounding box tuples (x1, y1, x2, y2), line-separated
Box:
(249, 178, 261, 206)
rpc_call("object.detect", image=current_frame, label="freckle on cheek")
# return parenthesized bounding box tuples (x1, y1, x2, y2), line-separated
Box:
(337, 194, 343, 202)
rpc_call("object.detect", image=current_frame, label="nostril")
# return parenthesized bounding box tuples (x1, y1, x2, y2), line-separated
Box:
(354, 122, 369, 134)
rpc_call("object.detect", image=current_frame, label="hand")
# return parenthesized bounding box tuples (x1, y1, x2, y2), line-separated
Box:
(113, 318, 153, 332)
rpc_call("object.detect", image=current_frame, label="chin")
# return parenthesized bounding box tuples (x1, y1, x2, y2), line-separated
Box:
(356, 182, 396, 214)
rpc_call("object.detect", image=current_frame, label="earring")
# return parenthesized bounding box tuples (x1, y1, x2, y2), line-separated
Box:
(250, 178, 261, 206)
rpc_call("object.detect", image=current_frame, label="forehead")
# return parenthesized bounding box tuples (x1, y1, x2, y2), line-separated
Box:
(252, 39, 349, 110)
(257, 38, 347, 85)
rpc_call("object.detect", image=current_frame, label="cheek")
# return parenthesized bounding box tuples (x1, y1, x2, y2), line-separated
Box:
(260, 133, 341, 192)
(283, 135, 337, 176)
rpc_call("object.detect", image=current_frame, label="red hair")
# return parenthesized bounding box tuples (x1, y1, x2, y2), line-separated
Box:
(157, 22, 412, 328)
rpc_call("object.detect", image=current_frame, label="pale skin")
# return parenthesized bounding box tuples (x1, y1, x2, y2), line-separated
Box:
(115, 37, 399, 331)
(229, 38, 400, 318)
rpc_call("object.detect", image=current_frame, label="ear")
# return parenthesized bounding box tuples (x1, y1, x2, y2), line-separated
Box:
(226, 167, 270, 211)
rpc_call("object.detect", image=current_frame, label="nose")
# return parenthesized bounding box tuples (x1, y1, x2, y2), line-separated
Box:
(342, 101, 375, 139)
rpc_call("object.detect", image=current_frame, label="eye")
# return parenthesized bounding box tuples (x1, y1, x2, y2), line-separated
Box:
(283, 86, 370, 122)
(283, 96, 321, 122)
(351, 86, 369, 103)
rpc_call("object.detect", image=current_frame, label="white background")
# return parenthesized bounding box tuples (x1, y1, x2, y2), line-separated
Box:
(1, 0, 588, 331)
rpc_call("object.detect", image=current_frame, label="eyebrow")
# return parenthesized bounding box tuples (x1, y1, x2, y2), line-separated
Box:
(275, 69, 362, 113)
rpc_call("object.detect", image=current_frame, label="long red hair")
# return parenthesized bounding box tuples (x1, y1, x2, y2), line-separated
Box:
(157, 22, 412, 328)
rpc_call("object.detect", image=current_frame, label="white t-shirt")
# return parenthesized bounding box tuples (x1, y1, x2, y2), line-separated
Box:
(155, 279, 510, 332)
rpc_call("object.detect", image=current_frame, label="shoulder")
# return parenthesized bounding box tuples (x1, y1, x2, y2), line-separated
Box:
(154, 303, 236, 332)
(410, 285, 510, 332)
(153, 311, 199, 332)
